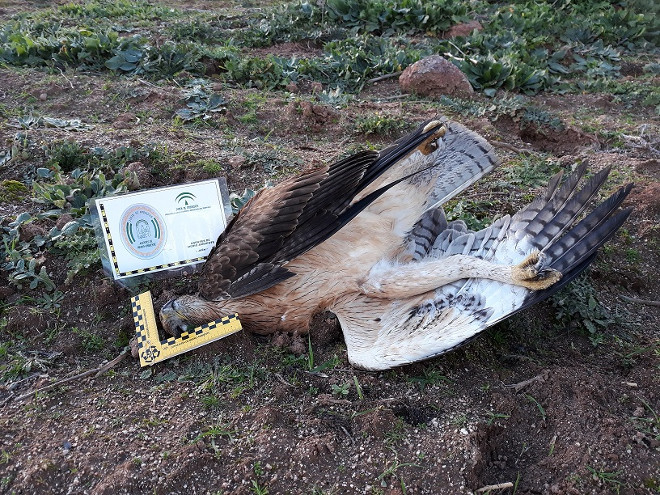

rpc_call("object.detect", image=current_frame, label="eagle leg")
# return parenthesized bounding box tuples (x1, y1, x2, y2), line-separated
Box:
(359, 253, 563, 300)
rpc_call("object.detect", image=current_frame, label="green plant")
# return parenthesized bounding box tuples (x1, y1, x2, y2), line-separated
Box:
(630, 398, 660, 441)
(35, 290, 64, 310)
(33, 165, 126, 215)
(251, 480, 269, 495)
(72, 327, 105, 352)
(377, 448, 420, 487)
(353, 376, 364, 400)
(193, 422, 238, 443)
(486, 412, 510, 426)
(230, 188, 257, 215)
(525, 394, 546, 421)
(551, 275, 616, 338)
(175, 82, 227, 122)
(197, 159, 223, 175)
(503, 156, 561, 188)
(407, 367, 451, 391)
(46, 141, 90, 173)
(587, 466, 623, 494)
(331, 382, 350, 397)
(354, 114, 410, 136)
(52, 228, 101, 284)
(444, 199, 494, 231)
(201, 395, 220, 409)
(0, 180, 29, 203)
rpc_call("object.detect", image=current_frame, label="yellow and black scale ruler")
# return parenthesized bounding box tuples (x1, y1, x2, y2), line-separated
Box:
(132, 291, 242, 366)
(99, 203, 206, 277)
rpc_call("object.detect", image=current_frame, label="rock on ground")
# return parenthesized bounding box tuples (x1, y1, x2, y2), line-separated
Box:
(399, 55, 473, 98)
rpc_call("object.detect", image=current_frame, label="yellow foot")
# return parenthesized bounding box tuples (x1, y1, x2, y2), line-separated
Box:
(419, 121, 446, 155)
(512, 251, 563, 290)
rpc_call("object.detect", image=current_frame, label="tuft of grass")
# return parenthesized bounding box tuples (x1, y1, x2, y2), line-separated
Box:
(354, 114, 411, 136)
(72, 327, 105, 352)
(587, 466, 623, 494)
(525, 394, 547, 421)
(0, 180, 29, 203)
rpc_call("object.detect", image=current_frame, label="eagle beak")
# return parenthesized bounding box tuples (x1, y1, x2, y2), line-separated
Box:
(419, 121, 446, 155)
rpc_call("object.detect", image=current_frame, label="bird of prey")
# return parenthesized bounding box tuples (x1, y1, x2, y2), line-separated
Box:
(160, 119, 632, 370)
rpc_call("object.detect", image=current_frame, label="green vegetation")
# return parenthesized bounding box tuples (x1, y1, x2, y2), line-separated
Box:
(72, 326, 105, 352)
(551, 275, 617, 344)
(0, 0, 655, 99)
(354, 114, 411, 136)
(0, 180, 29, 203)
(587, 466, 623, 494)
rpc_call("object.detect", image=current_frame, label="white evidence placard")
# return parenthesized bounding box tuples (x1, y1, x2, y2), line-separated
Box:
(94, 179, 229, 280)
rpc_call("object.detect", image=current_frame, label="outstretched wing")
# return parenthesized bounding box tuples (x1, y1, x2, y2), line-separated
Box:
(336, 165, 633, 370)
(198, 120, 446, 301)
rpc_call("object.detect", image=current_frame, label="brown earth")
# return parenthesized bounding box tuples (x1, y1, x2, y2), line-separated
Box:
(0, 3, 659, 495)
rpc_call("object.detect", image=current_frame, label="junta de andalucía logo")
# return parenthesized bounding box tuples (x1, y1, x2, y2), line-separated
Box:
(176, 191, 198, 209)
(119, 204, 167, 259)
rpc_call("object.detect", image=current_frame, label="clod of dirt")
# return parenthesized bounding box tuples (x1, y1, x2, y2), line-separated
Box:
(352, 407, 399, 439)
(635, 158, 660, 179)
(120, 161, 153, 190)
(292, 101, 339, 132)
(4, 304, 51, 335)
(253, 405, 289, 426)
(18, 221, 46, 242)
(309, 312, 342, 347)
(0, 285, 16, 300)
(444, 20, 483, 38)
(494, 115, 598, 154)
(287, 333, 306, 356)
(55, 213, 74, 230)
(399, 55, 474, 98)
(113, 112, 137, 129)
(228, 155, 247, 169)
(310, 81, 323, 94)
(92, 279, 124, 308)
(627, 182, 660, 216)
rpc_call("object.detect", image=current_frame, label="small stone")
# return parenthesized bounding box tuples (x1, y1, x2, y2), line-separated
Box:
(228, 155, 247, 169)
(39, 92, 48, 101)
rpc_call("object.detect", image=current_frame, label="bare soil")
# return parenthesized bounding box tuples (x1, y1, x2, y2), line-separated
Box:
(0, 3, 659, 495)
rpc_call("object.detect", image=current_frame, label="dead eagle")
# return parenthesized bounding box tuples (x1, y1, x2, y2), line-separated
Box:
(160, 120, 632, 370)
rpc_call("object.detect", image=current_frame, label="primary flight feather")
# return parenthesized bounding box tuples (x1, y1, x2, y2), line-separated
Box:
(159, 120, 632, 370)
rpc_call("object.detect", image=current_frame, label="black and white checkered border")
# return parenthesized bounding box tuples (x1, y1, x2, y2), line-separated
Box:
(100, 203, 205, 277)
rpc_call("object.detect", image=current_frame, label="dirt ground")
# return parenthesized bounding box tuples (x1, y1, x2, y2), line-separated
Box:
(1, 2, 659, 495)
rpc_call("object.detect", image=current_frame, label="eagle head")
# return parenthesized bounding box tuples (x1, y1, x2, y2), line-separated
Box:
(159, 295, 225, 336)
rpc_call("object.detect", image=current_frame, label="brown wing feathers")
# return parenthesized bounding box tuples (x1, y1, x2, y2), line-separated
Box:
(198, 167, 327, 300)
(199, 121, 445, 300)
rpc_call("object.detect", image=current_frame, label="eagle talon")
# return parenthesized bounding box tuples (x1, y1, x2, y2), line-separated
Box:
(512, 251, 562, 290)
(419, 122, 446, 155)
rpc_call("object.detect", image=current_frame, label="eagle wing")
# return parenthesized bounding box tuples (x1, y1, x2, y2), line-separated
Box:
(199, 121, 447, 301)
(334, 165, 633, 370)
